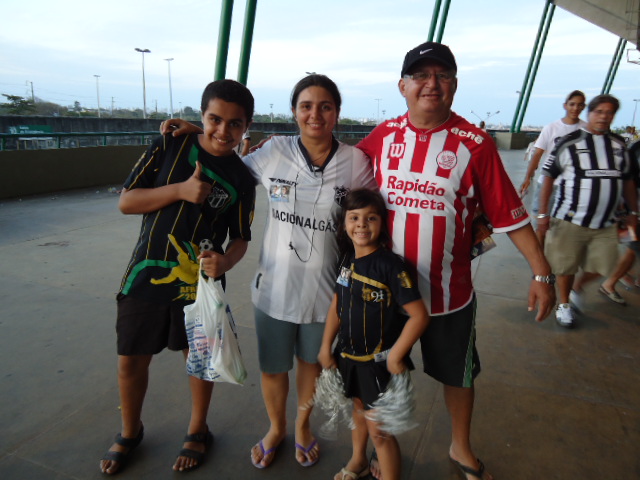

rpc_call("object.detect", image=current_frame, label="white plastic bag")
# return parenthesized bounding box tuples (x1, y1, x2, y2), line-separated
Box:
(184, 266, 247, 385)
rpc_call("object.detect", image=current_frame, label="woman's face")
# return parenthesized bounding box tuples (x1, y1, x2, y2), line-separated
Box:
(292, 86, 338, 141)
(564, 95, 586, 121)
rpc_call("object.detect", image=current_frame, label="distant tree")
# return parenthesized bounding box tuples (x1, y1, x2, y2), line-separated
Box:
(1, 94, 36, 114)
(182, 106, 200, 121)
(34, 100, 68, 116)
(339, 117, 363, 125)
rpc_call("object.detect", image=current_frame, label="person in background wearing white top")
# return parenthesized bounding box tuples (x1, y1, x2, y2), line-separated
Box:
(519, 90, 587, 244)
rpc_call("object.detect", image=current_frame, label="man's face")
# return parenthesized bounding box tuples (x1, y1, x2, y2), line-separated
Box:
(586, 102, 616, 134)
(398, 60, 457, 119)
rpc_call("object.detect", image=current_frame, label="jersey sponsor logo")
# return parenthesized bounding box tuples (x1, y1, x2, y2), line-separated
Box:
(334, 186, 349, 206)
(585, 169, 621, 178)
(510, 205, 527, 220)
(269, 183, 291, 202)
(362, 285, 385, 303)
(450, 127, 484, 144)
(385, 118, 408, 129)
(268, 177, 296, 186)
(208, 186, 229, 209)
(271, 208, 338, 232)
(388, 143, 406, 160)
(436, 150, 457, 169)
(385, 175, 446, 211)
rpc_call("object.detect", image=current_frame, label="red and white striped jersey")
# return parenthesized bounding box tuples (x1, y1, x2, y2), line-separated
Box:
(358, 112, 529, 316)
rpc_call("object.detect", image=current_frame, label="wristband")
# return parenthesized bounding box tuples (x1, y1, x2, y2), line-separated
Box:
(630, 211, 639, 216)
(536, 213, 549, 219)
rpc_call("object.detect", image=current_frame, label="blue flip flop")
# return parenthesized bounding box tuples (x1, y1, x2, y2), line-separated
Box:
(295, 438, 319, 467)
(251, 439, 280, 469)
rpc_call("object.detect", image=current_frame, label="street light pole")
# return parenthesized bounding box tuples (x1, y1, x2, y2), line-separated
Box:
(375, 98, 381, 122)
(164, 58, 174, 118)
(93, 75, 101, 118)
(134, 48, 151, 119)
(632, 99, 640, 126)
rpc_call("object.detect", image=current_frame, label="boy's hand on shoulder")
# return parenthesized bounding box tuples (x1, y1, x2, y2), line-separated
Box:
(198, 250, 230, 278)
(181, 162, 212, 204)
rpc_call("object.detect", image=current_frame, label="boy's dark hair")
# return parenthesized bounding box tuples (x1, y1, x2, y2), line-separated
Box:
(565, 90, 585, 103)
(201, 79, 254, 122)
(337, 188, 390, 255)
(290, 74, 342, 112)
(587, 94, 619, 113)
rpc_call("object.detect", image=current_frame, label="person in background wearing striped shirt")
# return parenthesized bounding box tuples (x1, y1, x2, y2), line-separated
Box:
(537, 94, 638, 328)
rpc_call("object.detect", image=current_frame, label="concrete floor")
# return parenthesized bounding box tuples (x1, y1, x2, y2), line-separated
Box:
(0, 148, 638, 480)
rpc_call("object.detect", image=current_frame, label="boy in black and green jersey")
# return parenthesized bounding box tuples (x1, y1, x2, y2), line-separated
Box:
(100, 80, 256, 475)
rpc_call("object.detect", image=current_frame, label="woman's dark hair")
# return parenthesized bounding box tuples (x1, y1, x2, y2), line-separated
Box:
(565, 90, 585, 103)
(587, 94, 620, 113)
(290, 74, 342, 112)
(200, 79, 254, 122)
(337, 188, 390, 255)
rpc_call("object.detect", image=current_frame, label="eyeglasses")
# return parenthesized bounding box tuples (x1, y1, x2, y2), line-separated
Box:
(403, 71, 455, 84)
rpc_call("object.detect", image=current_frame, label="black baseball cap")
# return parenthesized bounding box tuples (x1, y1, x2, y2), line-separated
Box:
(401, 41, 457, 76)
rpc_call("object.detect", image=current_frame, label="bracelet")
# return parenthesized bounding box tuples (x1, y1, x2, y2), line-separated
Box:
(630, 211, 639, 216)
(536, 213, 549, 219)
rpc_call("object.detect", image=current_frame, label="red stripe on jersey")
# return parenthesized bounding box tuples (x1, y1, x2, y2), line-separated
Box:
(410, 135, 429, 173)
(430, 215, 447, 314)
(404, 212, 420, 285)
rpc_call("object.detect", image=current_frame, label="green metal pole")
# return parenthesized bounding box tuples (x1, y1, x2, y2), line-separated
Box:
(237, 0, 258, 85)
(602, 38, 626, 94)
(434, 0, 451, 43)
(515, 3, 555, 132)
(511, 0, 552, 133)
(214, 0, 234, 81)
(427, 0, 443, 42)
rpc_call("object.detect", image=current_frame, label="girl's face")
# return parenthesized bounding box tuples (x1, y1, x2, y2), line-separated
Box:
(563, 96, 586, 122)
(292, 86, 338, 142)
(344, 205, 383, 257)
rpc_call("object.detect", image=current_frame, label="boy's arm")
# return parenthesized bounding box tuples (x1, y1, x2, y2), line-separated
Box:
(318, 294, 340, 369)
(519, 148, 544, 196)
(119, 161, 211, 214)
(160, 118, 203, 136)
(386, 299, 429, 375)
(198, 238, 248, 278)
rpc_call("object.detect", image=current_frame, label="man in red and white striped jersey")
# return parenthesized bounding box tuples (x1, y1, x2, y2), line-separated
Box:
(358, 42, 555, 480)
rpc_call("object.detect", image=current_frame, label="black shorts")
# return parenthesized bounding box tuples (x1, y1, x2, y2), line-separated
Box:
(336, 353, 414, 410)
(420, 295, 480, 388)
(116, 293, 189, 355)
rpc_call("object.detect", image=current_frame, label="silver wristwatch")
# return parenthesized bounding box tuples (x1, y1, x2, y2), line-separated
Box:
(532, 274, 556, 285)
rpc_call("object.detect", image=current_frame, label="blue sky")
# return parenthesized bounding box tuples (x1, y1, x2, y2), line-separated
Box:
(1, 0, 639, 128)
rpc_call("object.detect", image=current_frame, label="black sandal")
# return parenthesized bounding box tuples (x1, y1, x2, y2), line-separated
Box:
(175, 430, 214, 472)
(101, 424, 144, 475)
(450, 456, 486, 479)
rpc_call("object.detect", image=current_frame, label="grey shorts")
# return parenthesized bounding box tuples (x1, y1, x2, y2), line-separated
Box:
(254, 307, 325, 374)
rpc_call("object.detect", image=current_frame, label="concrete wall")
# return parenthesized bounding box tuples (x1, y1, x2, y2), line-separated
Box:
(0, 145, 145, 199)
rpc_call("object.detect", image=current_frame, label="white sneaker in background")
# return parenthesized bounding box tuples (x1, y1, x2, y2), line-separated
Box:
(569, 289, 585, 312)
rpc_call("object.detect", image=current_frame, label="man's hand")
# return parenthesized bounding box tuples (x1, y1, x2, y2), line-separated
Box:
(528, 281, 556, 322)
(198, 249, 231, 279)
(180, 162, 212, 204)
(160, 118, 203, 136)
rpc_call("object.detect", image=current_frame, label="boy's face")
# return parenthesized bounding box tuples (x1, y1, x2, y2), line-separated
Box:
(200, 98, 248, 156)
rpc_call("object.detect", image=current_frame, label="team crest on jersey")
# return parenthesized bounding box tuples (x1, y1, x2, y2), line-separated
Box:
(397, 271, 414, 289)
(269, 183, 291, 202)
(334, 186, 349, 206)
(388, 143, 406, 160)
(208, 186, 229, 209)
(436, 150, 457, 170)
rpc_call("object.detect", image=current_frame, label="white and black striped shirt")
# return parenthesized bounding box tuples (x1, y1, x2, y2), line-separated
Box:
(542, 128, 632, 229)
